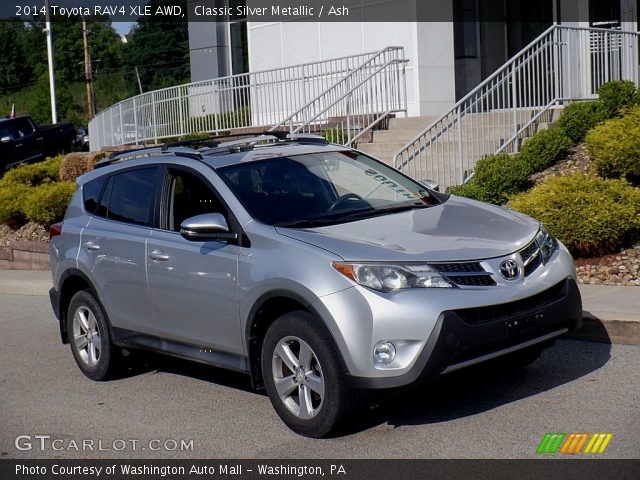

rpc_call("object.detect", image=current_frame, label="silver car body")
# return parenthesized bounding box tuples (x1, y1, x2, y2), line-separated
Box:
(50, 142, 582, 389)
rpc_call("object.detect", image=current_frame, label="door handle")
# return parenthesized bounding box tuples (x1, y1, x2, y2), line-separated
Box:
(84, 242, 100, 251)
(149, 250, 170, 261)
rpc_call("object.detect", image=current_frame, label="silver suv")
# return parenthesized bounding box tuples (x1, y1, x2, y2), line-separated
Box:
(49, 134, 582, 437)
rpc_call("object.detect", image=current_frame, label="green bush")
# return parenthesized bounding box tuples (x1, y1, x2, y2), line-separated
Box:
(321, 128, 349, 144)
(555, 101, 606, 143)
(509, 174, 640, 257)
(586, 106, 640, 182)
(460, 153, 532, 205)
(519, 126, 573, 171)
(0, 156, 63, 187)
(23, 182, 76, 226)
(447, 181, 489, 201)
(0, 183, 30, 227)
(597, 80, 637, 118)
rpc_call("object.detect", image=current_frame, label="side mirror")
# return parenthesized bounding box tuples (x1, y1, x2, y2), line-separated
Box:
(0, 136, 12, 143)
(179, 213, 238, 241)
(419, 179, 440, 192)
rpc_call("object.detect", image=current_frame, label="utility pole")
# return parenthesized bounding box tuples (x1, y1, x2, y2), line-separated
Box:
(82, 16, 96, 119)
(134, 66, 144, 94)
(44, 0, 57, 124)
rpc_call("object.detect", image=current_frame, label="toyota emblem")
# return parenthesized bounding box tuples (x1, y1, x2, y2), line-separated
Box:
(499, 259, 520, 280)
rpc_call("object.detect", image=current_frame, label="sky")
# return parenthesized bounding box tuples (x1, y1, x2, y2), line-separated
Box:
(112, 22, 136, 36)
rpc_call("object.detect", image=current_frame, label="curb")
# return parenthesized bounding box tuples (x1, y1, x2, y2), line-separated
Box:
(569, 312, 640, 346)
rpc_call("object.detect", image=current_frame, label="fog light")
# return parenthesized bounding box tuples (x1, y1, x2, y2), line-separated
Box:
(373, 341, 396, 365)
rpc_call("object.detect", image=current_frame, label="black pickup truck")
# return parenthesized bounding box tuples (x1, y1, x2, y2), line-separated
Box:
(0, 116, 76, 171)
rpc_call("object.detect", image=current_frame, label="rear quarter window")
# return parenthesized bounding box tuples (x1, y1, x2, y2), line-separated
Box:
(82, 176, 108, 214)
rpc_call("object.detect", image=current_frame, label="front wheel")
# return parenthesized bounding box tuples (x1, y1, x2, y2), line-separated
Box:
(262, 311, 350, 437)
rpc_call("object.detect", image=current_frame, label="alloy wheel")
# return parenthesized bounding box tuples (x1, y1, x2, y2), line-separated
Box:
(271, 336, 325, 419)
(72, 306, 102, 367)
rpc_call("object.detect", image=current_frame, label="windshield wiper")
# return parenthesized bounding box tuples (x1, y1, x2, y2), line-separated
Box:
(274, 203, 428, 228)
(274, 217, 342, 228)
(339, 203, 429, 221)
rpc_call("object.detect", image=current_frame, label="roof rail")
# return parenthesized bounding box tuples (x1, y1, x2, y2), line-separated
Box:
(94, 132, 329, 167)
(95, 146, 202, 169)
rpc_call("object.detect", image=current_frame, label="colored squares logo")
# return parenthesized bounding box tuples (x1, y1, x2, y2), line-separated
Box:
(537, 433, 613, 455)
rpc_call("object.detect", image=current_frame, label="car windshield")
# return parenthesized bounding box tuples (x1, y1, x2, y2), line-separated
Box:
(218, 150, 441, 227)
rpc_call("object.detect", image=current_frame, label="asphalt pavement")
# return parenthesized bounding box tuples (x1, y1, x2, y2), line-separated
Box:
(0, 293, 638, 459)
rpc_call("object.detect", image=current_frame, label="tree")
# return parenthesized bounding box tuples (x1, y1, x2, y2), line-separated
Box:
(124, 0, 190, 91)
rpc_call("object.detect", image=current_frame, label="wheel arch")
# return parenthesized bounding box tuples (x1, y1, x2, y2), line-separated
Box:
(245, 290, 349, 390)
(56, 268, 104, 344)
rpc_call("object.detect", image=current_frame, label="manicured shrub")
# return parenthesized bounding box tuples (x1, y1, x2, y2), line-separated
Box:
(597, 80, 637, 118)
(509, 174, 640, 257)
(464, 153, 532, 205)
(0, 155, 63, 187)
(555, 101, 606, 143)
(0, 183, 30, 227)
(519, 126, 573, 171)
(23, 182, 76, 226)
(586, 106, 640, 182)
(59, 152, 102, 182)
(447, 181, 488, 201)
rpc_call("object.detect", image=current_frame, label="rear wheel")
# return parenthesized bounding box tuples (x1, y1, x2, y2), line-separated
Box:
(262, 311, 350, 438)
(67, 290, 122, 380)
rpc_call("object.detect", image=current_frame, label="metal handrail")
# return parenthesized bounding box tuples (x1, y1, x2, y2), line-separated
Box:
(269, 47, 405, 133)
(89, 47, 406, 152)
(276, 54, 408, 145)
(393, 25, 640, 189)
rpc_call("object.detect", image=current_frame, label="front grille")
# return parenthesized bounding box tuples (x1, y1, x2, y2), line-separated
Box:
(452, 281, 566, 325)
(430, 262, 496, 287)
(520, 240, 542, 276)
(448, 275, 496, 287)
(431, 262, 484, 273)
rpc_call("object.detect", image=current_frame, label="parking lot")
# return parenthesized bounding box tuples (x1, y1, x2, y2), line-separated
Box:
(1, 292, 638, 459)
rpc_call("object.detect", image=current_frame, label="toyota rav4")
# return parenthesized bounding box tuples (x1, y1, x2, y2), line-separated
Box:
(49, 134, 582, 437)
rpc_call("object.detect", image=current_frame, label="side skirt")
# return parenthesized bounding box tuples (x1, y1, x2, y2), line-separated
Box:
(112, 327, 250, 375)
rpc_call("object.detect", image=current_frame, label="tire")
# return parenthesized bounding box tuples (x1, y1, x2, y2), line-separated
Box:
(67, 290, 122, 381)
(262, 311, 350, 438)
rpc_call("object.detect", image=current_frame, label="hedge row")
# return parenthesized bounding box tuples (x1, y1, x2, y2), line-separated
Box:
(509, 174, 640, 257)
(0, 155, 78, 227)
(448, 80, 639, 205)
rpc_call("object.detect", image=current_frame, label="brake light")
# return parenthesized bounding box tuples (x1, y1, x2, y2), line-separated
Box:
(49, 222, 63, 240)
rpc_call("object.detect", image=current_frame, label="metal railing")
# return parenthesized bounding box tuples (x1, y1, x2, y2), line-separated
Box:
(89, 47, 406, 151)
(269, 47, 408, 145)
(394, 26, 640, 189)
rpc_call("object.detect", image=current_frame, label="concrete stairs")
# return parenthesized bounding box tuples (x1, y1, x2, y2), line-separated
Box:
(357, 116, 437, 166)
(357, 108, 561, 189)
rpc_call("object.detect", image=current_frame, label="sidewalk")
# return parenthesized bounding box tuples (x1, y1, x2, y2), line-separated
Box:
(0, 270, 638, 345)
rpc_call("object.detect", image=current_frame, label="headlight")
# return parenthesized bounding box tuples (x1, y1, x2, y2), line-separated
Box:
(536, 226, 558, 264)
(333, 262, 453, 292)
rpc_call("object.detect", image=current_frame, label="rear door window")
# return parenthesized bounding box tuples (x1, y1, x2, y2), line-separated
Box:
(100, 167, 159, 227)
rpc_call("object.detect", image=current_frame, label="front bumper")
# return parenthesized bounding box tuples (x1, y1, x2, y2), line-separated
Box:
(349, 277, 582, 389)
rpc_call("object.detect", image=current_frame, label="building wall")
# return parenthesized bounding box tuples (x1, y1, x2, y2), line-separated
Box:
(246, 20, 456, 117)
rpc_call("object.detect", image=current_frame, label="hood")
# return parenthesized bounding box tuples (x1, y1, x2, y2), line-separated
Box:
(276, 196, 540, 262)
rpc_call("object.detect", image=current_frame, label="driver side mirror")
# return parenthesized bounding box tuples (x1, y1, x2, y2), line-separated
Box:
(0, 136, 12, 143)
(180, 213, 238, 242)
